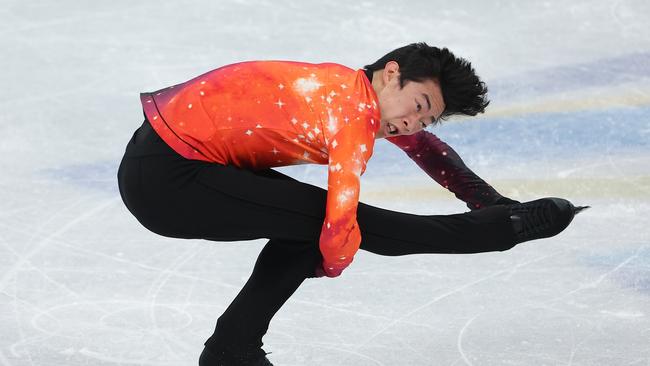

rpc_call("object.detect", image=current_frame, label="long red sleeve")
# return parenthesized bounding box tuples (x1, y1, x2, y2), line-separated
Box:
(387, 131, 504, 210)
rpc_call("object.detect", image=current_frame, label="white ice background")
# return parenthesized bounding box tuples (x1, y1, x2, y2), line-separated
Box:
(1, 0, 649, 365)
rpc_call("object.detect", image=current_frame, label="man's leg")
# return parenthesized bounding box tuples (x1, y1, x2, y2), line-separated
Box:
(118, 121, 517, 364)
(185, 164, 516, 255)
(182, 167, 515, 362)
(204, 238, 320, 356)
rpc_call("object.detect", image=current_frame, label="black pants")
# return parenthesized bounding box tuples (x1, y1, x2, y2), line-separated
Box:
(117, 119, 516, 354)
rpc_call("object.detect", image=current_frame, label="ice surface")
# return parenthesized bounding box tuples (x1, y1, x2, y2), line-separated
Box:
(1, 0, 649, 365)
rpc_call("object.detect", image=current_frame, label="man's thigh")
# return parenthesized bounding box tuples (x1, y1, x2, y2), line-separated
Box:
(140, 160, 328, 242)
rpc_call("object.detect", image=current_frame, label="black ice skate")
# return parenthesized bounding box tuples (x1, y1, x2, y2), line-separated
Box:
(509, 197, 589, 244)
(199, 346, 273, 366)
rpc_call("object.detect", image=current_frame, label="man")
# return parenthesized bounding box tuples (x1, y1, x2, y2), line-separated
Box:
(117, 42, 585, 366)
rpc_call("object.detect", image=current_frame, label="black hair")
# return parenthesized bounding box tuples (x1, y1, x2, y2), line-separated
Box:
(364, 42, 489, 120)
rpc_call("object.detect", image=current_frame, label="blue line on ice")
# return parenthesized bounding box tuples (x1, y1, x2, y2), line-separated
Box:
(39, 105, 650, 191)
(489, 52, 650, 101)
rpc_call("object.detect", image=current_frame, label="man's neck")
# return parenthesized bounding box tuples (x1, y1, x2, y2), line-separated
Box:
(364, 69, 387, 97)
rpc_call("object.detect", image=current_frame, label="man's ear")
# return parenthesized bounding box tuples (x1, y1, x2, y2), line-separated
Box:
(382, 61, 400, 85)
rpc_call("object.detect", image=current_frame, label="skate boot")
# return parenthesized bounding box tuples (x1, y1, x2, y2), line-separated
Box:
(509, 197, 589, 244)
(199, 346, 274, 366)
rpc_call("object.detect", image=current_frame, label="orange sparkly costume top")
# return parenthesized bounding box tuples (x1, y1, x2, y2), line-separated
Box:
(141, 61, 380, 277)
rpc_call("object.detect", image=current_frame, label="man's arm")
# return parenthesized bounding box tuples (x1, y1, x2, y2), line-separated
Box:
(317, 120, 374, 277)
(387, 130, 517, 210)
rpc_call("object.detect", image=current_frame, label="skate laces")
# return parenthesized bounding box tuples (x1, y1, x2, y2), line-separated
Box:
(510, 199, 556, 239)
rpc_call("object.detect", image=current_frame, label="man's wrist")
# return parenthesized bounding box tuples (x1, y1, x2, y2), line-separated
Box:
(318, 261, 350, 278)
(494, 196, 520, 206)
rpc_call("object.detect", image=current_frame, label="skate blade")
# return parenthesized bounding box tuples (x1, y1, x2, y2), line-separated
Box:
(573, 205, 591, 215)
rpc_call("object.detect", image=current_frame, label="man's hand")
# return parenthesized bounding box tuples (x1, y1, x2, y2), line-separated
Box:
(314, 261, 350, 278)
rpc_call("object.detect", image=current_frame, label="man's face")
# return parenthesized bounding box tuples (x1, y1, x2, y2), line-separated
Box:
(375, 63, 445, 139)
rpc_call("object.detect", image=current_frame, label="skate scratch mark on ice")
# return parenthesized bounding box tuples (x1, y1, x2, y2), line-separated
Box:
(23, 299, 194, 363)
(180, 275, 199, 314)
(604, 150, 650, 195)
(556, 160, 620, 179)
(5, 291, 63, 358)
(566, 338, 580, 366)
(354, 250, 564, 352)
(457, 315, 480, 366)
(611, 0, 635, 30)
(7, 278, 38, 364)
(1, 232, 85, 301)
(78, 347, 175, 365)
(557, 141, 650, 195)
(556, 246, 642, 299)
(265, 329, 298, 346)
(395, 337, 430, 364)
(560, 326, 598, 366)
(289, 299, 392, 321)
(276, 342, 386, 366)
(0, 204, 40, 219)
(0, 197, 118, 293)
(0, 74, 114, 108)
(0, 350, 13, 366)
(0, 10, 117, 37)
(501, 248, 568, 280)
(57, 241, 241, 290)
(0, 197, 117, 362)
(145, 245, 200, 354)
(0, 237, 37, 361)
(353, 273, 499, 350)
(0, 196, 118, 361)
(29, 301, 107, 339)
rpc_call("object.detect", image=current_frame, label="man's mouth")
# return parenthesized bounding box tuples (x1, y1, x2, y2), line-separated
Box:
(386, 122, 399, 136)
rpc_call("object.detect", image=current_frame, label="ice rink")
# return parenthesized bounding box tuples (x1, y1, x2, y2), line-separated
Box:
(1, 0, 649, 365)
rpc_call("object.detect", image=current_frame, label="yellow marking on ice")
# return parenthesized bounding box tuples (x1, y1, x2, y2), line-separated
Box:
(360, 176, 650, 202)
(443, 88, 650, 124)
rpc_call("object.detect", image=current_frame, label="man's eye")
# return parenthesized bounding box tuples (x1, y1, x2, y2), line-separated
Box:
(416, 103, 422, 112)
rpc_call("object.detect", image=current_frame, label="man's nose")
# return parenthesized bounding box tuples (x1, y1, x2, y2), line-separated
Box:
(402, 115, 418, 132)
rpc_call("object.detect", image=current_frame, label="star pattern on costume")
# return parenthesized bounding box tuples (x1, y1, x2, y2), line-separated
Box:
(337, 188, 356, 205)
(141, 61, 381, 278)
